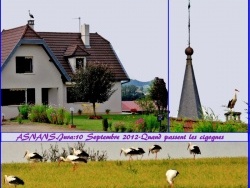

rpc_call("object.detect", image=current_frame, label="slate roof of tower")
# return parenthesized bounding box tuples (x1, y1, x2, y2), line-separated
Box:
(178, 48, 202, 120)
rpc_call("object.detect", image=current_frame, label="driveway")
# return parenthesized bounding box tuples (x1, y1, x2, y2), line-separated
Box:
(1, 121, 85, 132)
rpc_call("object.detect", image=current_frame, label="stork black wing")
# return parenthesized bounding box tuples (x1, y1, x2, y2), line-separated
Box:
(192, 146, 201, 154)
(154, 145, 162, 150)
(31, 152, 43, 159)
(228, 100, 232, 108)
(11, 176, 24, 185)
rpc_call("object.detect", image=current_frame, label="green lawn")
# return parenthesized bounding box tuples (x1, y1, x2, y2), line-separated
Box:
(73, 114, 166, 132)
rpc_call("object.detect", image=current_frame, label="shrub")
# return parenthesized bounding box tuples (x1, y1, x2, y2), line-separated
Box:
(18, 104, 31, 119)
(89, 115, 102, 119)
(46, 106, 57, 124)
(113, 121, 125, 132)
(193, 121, 217, 132)
(126, 123, 134, 132)
(130, 108, 137, 114)
(64, 111, 71, 125)
(134, 118, 146, 132)
(102, 118, 109, 131)
(108, 121, 112, 131)
(29, 105, 48, 123)
(56, 108, 65, 125)
(144, 115, 158, 132)
(171, 121, 184, 132)
(17, 115, 23, 124)
(216, 123, 237, 132)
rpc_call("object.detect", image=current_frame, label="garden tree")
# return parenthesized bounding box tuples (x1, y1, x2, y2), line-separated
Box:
(71, 62, 116, 116)
(149, 77, 168, 114)
(135, 95, 156, 114)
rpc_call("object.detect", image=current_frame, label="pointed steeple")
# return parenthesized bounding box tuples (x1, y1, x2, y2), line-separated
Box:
(177, 0, 202, 120)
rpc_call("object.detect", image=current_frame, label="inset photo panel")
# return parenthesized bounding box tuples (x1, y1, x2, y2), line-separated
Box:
(2, 141, 248, 187)
(1, 0, 168, 133)
(169, 0, 248, 132)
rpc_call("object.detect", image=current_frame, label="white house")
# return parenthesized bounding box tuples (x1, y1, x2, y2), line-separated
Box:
(1, 20, 130, 119)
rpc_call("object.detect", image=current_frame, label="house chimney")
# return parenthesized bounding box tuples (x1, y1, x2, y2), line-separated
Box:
(27, 20, 34, 30)
(81, 24, 90, 47)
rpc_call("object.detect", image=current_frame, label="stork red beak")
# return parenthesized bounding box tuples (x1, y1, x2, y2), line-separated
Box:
(58, 160, 61, 166)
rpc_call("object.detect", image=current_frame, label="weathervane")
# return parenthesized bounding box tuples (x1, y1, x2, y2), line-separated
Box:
(188, 0, 191, 47)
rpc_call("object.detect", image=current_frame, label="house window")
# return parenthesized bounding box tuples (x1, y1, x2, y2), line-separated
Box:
(16, 56, 33, 73)
(1, 88, 35, 106)
(76, 58, 84, 69)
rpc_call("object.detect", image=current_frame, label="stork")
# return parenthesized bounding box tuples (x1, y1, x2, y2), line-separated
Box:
(120, 148, 141, 161)
(58, 155, 87, 171)
(187, 142, 201, 159)
(227, 89, 239, 112)
(131, 147, 145, 159)
(24, 150, 43, 163)
(148, 144, 162, 159)
(166, 169, 179, 188)
(28, 10, 34, 19)
(4, 175, 24, 187)
(71, 147, 89, 159)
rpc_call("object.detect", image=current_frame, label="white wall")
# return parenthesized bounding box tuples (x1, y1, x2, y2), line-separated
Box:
(64, 82, 122, 114)
(2, 44, 64, 119)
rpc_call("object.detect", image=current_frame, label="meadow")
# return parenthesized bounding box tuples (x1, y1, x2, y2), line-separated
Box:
(2, 157, 247, 188)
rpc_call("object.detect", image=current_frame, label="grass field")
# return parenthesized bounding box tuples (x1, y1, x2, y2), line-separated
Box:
(2, 157, 247, 188)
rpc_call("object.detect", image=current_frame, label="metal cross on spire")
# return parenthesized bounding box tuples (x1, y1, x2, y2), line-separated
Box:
(188, 0, 191, 47)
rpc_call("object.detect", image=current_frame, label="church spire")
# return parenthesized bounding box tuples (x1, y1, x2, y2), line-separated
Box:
(177, 0, 202, 120)
(188, 0, 191, 47)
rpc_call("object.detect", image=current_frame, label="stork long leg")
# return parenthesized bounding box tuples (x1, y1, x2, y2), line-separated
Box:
(73, 163, 77, 171)
(140, 154, 143, 160)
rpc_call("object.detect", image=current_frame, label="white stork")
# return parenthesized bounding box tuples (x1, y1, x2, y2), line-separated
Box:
(130, 147, 145, 160)
(148, 144, 162, 159)
(166, 169, 179, 188)
(120, 148, 141, 161)
(227, 89, 239, 111)
(71, 147, 89, 158)
(4, 175, 24, 187)
(24, 150, 43, 163)
(28, 10, 34, 19)
(187, 142, 201, 159)
(58, 155, 87, 171)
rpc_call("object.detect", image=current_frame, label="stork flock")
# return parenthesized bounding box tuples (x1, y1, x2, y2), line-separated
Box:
(4, 142, 201, 187)
(4, 147, 90, 187)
